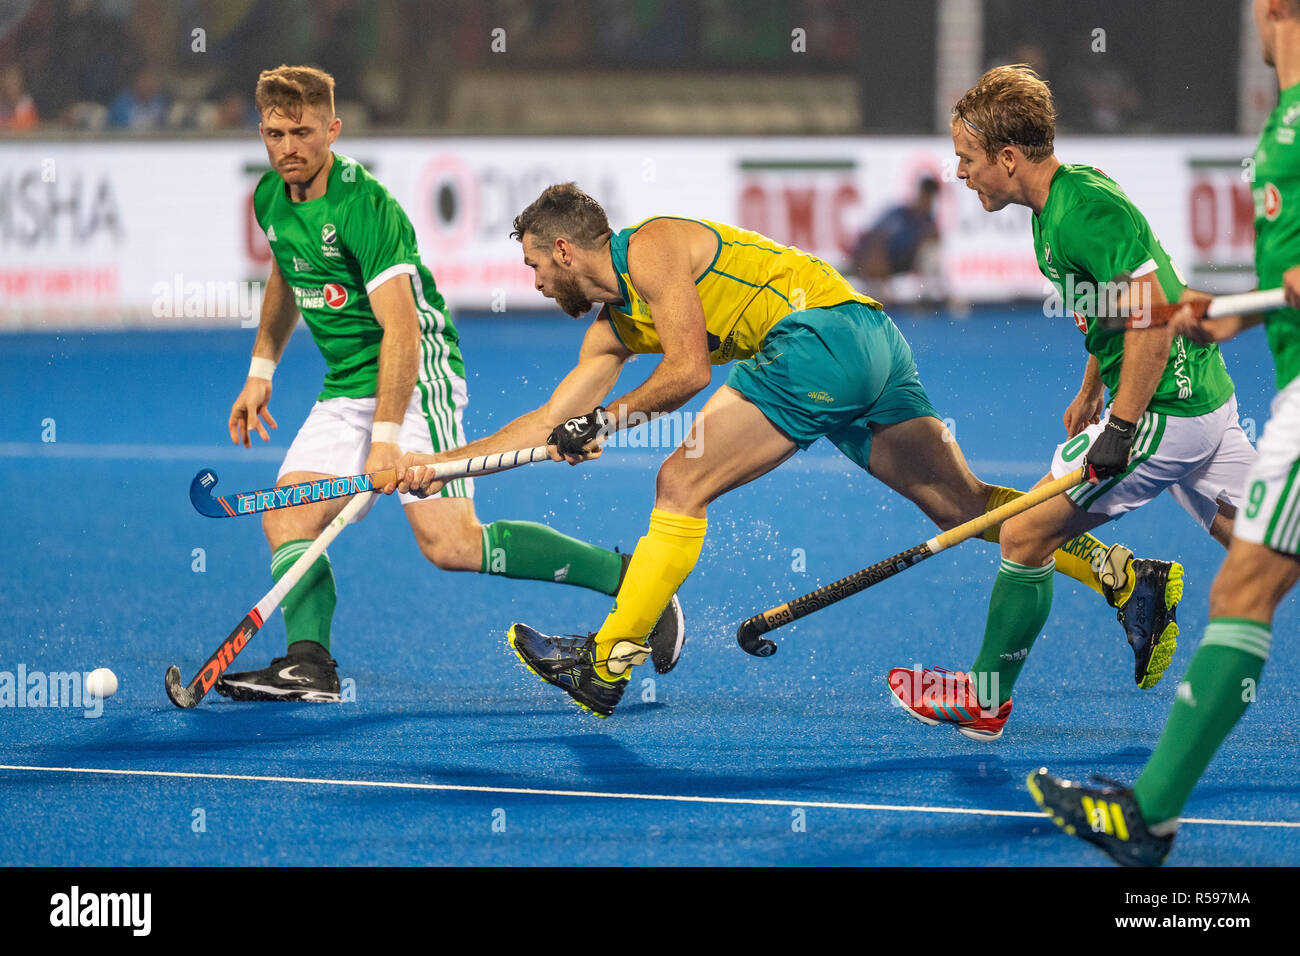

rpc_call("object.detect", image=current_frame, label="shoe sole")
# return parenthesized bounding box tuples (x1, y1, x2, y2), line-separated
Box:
(1136, 563, 1183, 691)
(886, 679, 1004, 741)
(651, 595, 685, 675)
(214, 680, 341, 703)
(506, 625, 611, 719)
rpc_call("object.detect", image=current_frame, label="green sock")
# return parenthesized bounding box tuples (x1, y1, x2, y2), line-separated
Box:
(271, 539, 336, 652)
(1133, 619, 1270, 826)
(969, 558, 1055, 706)
(480, 521, 623, 595)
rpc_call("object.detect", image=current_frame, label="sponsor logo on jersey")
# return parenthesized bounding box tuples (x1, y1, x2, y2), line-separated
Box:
(292, 256, 313, 273)
(323, 283, 349, 309)
(806, 391, 835, 404)
(1072, 310, 1088, 334)
(1278, 127, 1296, 146)
(1044, 241, 1052, 265)
(1264, 183, 1282, 221)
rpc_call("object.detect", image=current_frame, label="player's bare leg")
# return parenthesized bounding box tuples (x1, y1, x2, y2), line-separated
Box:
(863, 416, 990, 530)
(1209, 500, 1236, 549)
(654, 385, 797, 516)
(404, 496, 482, 571)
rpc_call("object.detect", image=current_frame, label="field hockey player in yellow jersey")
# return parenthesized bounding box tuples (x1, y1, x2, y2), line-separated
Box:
(394, 183, 1180, 719)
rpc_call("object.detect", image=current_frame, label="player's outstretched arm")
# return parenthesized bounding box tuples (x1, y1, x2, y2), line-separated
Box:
(365, 275, 422, 475)
(229, 261, 296, 447)
(600, 220, 714, 428)
(1170, 284, 1272, 345)
(392, 317, 631, 495)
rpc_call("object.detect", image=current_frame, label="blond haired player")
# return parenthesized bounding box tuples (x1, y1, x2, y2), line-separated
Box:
(1031, 0, 1300, 866)
(219, 67, 680, 701)
(888, 66, 1255, 740)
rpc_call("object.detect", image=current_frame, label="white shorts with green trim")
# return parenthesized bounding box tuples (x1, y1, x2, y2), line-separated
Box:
(279, 384, 473, 519)
(1233, 377, 1300, 554)
(1049, 395, 1254, 532)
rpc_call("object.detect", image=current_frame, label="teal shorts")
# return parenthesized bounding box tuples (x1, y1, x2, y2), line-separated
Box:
(725, 302, 940, 471)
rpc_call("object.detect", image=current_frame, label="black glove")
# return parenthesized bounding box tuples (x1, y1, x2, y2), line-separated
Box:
(1085, 415, 1137, 481)
(548, 407, 611, 456)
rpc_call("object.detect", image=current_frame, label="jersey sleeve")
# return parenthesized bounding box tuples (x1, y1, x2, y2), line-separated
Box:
(252, 171, 279, 235)
(344, 185, 422, 294)
(1062, 201, 1156, 283)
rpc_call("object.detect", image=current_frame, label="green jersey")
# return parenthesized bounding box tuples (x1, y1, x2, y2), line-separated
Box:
(1252, 82, 1300, 389)
(1033, 164, 1235, 417)
(253, 153, 463, 400)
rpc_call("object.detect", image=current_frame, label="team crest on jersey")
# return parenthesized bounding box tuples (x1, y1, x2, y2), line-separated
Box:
(323, 283, 349, 309)
(321, 224, 341, 258)
(1044, 241, 1052, 265)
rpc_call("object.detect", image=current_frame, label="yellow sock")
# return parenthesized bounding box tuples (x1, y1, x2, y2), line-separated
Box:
(981, 485, 1118, 600)
(592, 509, 706, 681)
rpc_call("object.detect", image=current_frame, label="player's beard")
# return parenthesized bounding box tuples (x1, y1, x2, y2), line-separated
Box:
(550, 271, 594, 317)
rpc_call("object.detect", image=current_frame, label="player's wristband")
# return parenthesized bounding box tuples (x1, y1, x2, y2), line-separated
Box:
(248, 357, 277, 381)
(371, 421, 402, 445)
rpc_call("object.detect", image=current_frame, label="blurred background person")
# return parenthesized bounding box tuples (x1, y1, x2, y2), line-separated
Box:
(0, 64, 38, 131)
(851, 176, 945, 304)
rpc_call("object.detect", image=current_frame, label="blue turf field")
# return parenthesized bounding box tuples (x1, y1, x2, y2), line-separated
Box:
(1, 307, 1296, 866)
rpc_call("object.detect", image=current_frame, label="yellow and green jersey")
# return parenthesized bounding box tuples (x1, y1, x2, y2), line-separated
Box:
(1252, 82, 1300, 389)
(605, 216, 879, 364)
(1033, 164, 1234, 417)
(253, 152, 462, 400)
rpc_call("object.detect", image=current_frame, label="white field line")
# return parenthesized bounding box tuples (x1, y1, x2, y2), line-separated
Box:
(0, 442, 1045, 475)
(0, 764, 1293, 829)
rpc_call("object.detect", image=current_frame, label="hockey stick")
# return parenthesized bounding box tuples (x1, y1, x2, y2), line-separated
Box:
(164, 490, 374, 708)
(1100, 287, 1285, 332)
(190, 445, 553, 517)
(735, 466, 1087, 658)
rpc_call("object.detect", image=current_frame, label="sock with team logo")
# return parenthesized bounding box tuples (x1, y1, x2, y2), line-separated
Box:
(981, 486, 1112, 598)
(1133, 620, 1269, 827)
(480, 521, 623, 594)
(271, 539, 336, 653)
(591, 509, 706, 682)
(969, 558, 1055, 706)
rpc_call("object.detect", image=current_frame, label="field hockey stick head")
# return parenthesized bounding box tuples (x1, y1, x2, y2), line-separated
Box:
(164, 665, 199, 708)
(189, 469, 231, 518)
(736, 617, 777, 657)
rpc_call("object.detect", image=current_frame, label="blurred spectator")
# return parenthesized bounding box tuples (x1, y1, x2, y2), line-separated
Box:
(1076, 65, 1142, 132)
(0, 64, 39, 131)
(853, 176, 941, 285)
(108, 67, 169, 129)
(213, 88, 259, 129)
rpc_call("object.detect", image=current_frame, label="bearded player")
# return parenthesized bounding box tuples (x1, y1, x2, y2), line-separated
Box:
(396, 183, 1181, 719)
(1030, 0, 1300, 866)
(887, 66, 1256, 741)
(218, 66, 680, 702)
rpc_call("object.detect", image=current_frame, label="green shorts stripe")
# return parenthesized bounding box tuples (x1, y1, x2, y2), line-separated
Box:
(1069, 412, 1167, 509)
(412, 277, 470, 499)
(1265, 458, 1300, 550)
